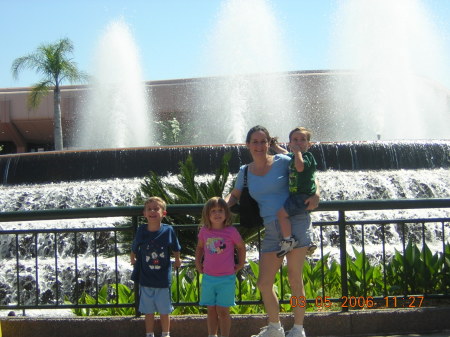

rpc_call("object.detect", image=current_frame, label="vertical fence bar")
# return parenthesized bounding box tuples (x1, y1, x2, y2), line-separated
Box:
(74, 231, 79, 305)
(338, 210, 349, 312)
(401, 222, 408, 296)
(361, 224, 367, 298)
(132, 215, 140, 317)
(442, 221, 449, 295)
(172, 224, 181, 307)
(381, 224, 387, 295)
(320, 225, 326, 298)
(15, 234, 21, 310)
(257, 228, 263, 303)
(54, 231, 59, 305)
(174, 226, 182, 306)
(114, 230, 119, 307)
(279, 263, 284, 310)
(34, 233, 39, 305)
(421, 222, 428, 293)
(237, 268, 243, 304)
(94, 231, 99, 305)
(195, 265, 200, 305)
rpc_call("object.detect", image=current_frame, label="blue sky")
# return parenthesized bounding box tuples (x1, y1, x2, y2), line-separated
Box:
(1, 0, 449, 89)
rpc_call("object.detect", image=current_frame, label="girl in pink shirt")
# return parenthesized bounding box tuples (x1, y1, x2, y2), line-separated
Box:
(195, 197, 246, 337)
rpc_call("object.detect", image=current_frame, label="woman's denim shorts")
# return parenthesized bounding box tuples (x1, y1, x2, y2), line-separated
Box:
(261, 212, 312, 253)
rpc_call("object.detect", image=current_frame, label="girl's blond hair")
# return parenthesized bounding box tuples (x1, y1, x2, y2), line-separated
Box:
(200, 197, 232, 229)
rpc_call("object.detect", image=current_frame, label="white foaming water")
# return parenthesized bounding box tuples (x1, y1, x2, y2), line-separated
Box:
(2, 169, 449, 234)
(75, 20, 154, 149)
(330, 0, 450, 140)
(312, 169, 450, 261)
(195, 0, 296, 144)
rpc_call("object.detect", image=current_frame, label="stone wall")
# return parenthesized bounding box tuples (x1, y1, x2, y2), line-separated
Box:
(1, 307, 450, 337)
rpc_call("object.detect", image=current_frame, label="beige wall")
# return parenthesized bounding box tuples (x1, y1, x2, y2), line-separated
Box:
(0, 87, 86, 152)
(2, 70, 448, 153)
(0, 71, 334, 153)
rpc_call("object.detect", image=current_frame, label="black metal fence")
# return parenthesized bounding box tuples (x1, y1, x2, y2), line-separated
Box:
(0, 199, 449, 315)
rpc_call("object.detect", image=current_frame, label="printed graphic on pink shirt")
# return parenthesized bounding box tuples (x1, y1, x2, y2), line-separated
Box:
(206, 237, 226, 254)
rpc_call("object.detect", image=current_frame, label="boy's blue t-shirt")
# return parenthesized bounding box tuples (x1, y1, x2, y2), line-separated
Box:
(234, 154, 290, 224)
(132, 223, 181, 288)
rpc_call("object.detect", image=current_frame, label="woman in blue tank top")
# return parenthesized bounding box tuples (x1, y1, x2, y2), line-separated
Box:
(226, 125, 319, 337)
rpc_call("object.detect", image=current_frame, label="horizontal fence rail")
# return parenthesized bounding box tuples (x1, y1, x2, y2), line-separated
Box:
(0, 198, 449, 316)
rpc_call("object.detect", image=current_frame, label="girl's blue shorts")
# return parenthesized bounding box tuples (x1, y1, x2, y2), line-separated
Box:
(199, 273, 236, 307)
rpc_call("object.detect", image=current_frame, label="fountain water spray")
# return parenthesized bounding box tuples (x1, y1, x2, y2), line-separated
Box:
(331, 0, 450, 140)
(195, 0, 297, 144)
(76, 19, 154, 149)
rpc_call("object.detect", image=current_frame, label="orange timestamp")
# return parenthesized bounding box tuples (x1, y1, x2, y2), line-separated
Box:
(289, 296, 424, 308)
(290, 296, 376, 308)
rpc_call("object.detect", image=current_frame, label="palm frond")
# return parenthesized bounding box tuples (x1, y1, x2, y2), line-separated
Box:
(28, 81, 53, 108)
(12, 37, 87, 87)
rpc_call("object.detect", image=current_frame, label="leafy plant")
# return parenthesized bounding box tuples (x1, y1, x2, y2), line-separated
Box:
(154, 116, 198, 145)
(137, 152, 232, 213)
(136, 152, 261, 255)
(346, 247, 384, 297)
(303, 253, 341, 299)
(231, 260, 264, 314)
(385, 240, 449, 294)
(155, 118, 182, 145)
(68, 242, 450, 316)
(171, 263, 203, 315)
(66, 283, 135, 316)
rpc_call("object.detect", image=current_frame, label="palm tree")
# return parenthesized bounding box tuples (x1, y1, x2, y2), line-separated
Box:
(11, 38, 87, 151)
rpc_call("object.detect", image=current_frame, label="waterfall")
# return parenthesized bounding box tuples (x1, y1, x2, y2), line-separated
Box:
(1, 141, 449, 185)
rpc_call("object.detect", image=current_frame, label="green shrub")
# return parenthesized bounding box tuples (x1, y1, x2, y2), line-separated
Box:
(66, 283, 135, 316)
(385, 240, 449, 294)
(136, 152, 261, 255)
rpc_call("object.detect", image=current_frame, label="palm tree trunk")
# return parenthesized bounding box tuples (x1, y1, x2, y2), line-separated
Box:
(53, 87, 63, 151)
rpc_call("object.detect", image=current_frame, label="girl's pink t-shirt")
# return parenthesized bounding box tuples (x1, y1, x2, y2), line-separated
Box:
(198, 226, 243, 276)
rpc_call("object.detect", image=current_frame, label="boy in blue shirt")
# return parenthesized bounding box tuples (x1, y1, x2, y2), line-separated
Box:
(272, 127, 318, 258)
(131, 196, 181, 337)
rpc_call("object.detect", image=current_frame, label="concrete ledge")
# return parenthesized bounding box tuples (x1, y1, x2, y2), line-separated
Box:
(1, 307, 450, 337)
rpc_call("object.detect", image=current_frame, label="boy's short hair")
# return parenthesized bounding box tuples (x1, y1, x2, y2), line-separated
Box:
(144, 196, 167, 211)
(289, 127, 312, 141)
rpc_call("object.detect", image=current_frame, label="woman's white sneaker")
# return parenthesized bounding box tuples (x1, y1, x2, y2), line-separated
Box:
(251, 325, 285, 337)
(286, 327, 306, 337)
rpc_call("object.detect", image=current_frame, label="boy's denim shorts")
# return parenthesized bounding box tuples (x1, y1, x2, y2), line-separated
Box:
(262, 213, 312, 253)
(199, 273, 236, 307)
(139, 286, 173, 314)
(284, 193, 309, 216)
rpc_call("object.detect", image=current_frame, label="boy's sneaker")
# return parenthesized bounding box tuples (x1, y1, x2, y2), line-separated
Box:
(286, 327, 306, 337)
(306, 244, 317, 256)
(251, 325, 285, 337)
(276, 237, 298, 258)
